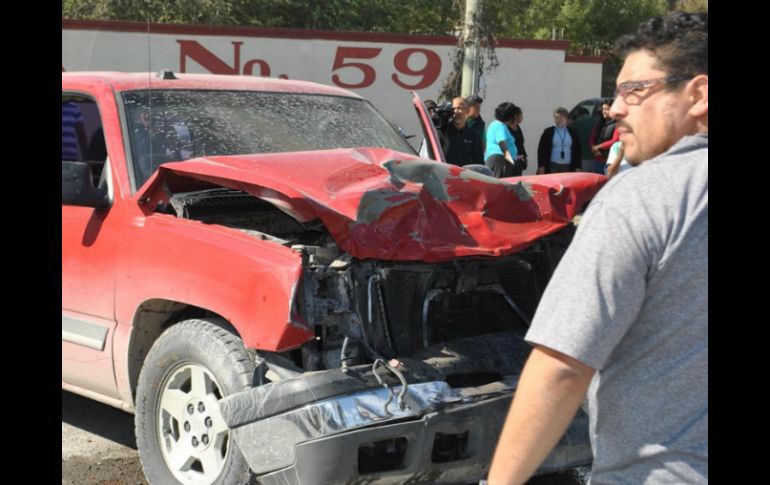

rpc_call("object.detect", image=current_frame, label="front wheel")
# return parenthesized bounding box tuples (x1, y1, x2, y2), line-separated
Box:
(135, 318, 257, 485)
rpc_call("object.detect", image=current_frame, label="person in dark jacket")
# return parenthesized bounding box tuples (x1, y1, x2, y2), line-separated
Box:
(537, 107, 582, 174)
(465, 94, 486, 151)
(589, 100, 619, 174)
(443, 97, 484, 167)
(507, 105, 528, 176)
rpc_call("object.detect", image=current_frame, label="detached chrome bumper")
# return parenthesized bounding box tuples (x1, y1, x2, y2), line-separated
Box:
(220, 373, 591, 484)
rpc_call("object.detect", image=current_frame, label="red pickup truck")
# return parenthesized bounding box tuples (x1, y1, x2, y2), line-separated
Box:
(62, 71, 605, 485)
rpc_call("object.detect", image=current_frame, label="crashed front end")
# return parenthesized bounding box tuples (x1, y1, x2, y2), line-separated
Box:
(147, 151, 606, 484)
(221, 243, 591, 484)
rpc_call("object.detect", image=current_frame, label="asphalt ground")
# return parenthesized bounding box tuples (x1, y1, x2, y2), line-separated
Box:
(62, 390, 147, 485)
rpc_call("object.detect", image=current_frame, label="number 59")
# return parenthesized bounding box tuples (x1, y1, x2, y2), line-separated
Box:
(331, 46, 441, 90)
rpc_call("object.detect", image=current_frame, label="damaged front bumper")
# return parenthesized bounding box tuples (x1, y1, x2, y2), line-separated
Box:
(219, 335, 592, 484)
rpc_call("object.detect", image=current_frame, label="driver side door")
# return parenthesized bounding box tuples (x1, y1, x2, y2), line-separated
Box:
(61, 90, 120, 400)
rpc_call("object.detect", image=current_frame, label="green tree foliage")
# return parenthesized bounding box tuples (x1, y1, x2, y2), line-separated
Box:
(62, 0, 705, 96)
(62, 0, 702, 42)
(561, 0, 667, 53)
(62, 0, 459, 34)
(62, 0, 249, 25)
(558, 0, 669, 95)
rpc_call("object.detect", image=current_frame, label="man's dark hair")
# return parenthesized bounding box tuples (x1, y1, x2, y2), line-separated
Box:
(616, 11, 707, 78)
(494, 102, 517, 123)
(466, 94, 483, 107)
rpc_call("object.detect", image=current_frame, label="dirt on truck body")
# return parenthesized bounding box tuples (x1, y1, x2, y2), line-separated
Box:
(62, 71, 606, 485)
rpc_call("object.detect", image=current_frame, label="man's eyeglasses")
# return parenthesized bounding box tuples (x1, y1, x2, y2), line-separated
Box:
(614, 75, 692, 101)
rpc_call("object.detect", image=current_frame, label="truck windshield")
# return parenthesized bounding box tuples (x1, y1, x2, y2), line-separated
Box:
(122, 89, 415, 188)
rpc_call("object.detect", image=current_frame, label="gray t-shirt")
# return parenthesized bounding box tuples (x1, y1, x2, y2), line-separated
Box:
(526, 134, 708, 484)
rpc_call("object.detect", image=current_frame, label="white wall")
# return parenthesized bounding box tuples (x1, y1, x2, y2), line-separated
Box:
(63, 21, 602, 175)
(480, 47, 568, 173)
(563, 60, 604, 108)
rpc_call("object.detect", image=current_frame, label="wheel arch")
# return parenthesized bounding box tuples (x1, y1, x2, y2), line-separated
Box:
(127, 299, 233, 401)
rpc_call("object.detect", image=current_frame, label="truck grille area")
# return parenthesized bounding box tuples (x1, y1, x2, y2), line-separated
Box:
(295, 225, 575, 370)
(351, 252, 551, 358)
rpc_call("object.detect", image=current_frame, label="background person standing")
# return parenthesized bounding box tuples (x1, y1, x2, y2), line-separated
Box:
(484, 102, 519, 178)
(589, 100, 619, 174)
(442, 96, 484, 167)
(507, 105, 528, 176)
(536, 108, 582, 174)
(466, 94, 486, 151)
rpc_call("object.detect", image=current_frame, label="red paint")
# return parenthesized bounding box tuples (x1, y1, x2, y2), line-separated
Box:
(412, 91, 445, 164)
(143, 150, 605, 262)
(391, 48, 442, 89)
(62, 72, 606, 406)
(331, 47, 382, 89)
(62, 72, 361, 98)
(178, 40, 243, 75)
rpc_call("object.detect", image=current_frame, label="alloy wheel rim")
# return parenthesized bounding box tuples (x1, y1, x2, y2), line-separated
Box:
(156, 362, 230, 485)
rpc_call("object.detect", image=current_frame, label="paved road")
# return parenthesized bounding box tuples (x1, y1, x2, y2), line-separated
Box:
(61, 390, 147, 485)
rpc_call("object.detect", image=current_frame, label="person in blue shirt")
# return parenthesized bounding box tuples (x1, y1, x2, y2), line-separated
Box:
(484, 102, 519, 178)
(62, 101, 87, 161)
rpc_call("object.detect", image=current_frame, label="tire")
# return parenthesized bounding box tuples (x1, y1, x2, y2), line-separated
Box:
(135, 318, 258, 485)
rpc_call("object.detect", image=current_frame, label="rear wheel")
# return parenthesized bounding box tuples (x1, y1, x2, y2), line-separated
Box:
(135, 318, 257, 485)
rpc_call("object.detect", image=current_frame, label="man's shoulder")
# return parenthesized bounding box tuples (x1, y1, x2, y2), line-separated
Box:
(596, 134, 707, 206)
(638, 134, 707, 176)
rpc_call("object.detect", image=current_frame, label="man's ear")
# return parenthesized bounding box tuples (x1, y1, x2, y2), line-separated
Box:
(688, 74, 708, 118)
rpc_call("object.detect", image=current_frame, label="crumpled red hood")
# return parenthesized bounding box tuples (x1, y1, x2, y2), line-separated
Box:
(142, 147, 606, 262)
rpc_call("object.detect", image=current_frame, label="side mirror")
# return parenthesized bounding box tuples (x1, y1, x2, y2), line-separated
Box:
(62, 161, 110, 208)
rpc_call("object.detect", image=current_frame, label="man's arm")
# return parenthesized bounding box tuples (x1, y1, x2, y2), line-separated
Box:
(606, 144, 625, 179)
(487, 345, 595, 485)
(594, 128, 620, 153)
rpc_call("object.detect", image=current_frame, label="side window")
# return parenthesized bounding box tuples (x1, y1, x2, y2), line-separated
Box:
(62, 95, 107, 187)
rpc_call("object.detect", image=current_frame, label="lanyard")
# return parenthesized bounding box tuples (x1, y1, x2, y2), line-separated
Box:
(556, 127, 567, 159)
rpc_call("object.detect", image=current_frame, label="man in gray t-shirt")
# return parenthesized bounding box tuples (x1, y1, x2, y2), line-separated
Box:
(488, 11, 708, 484)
